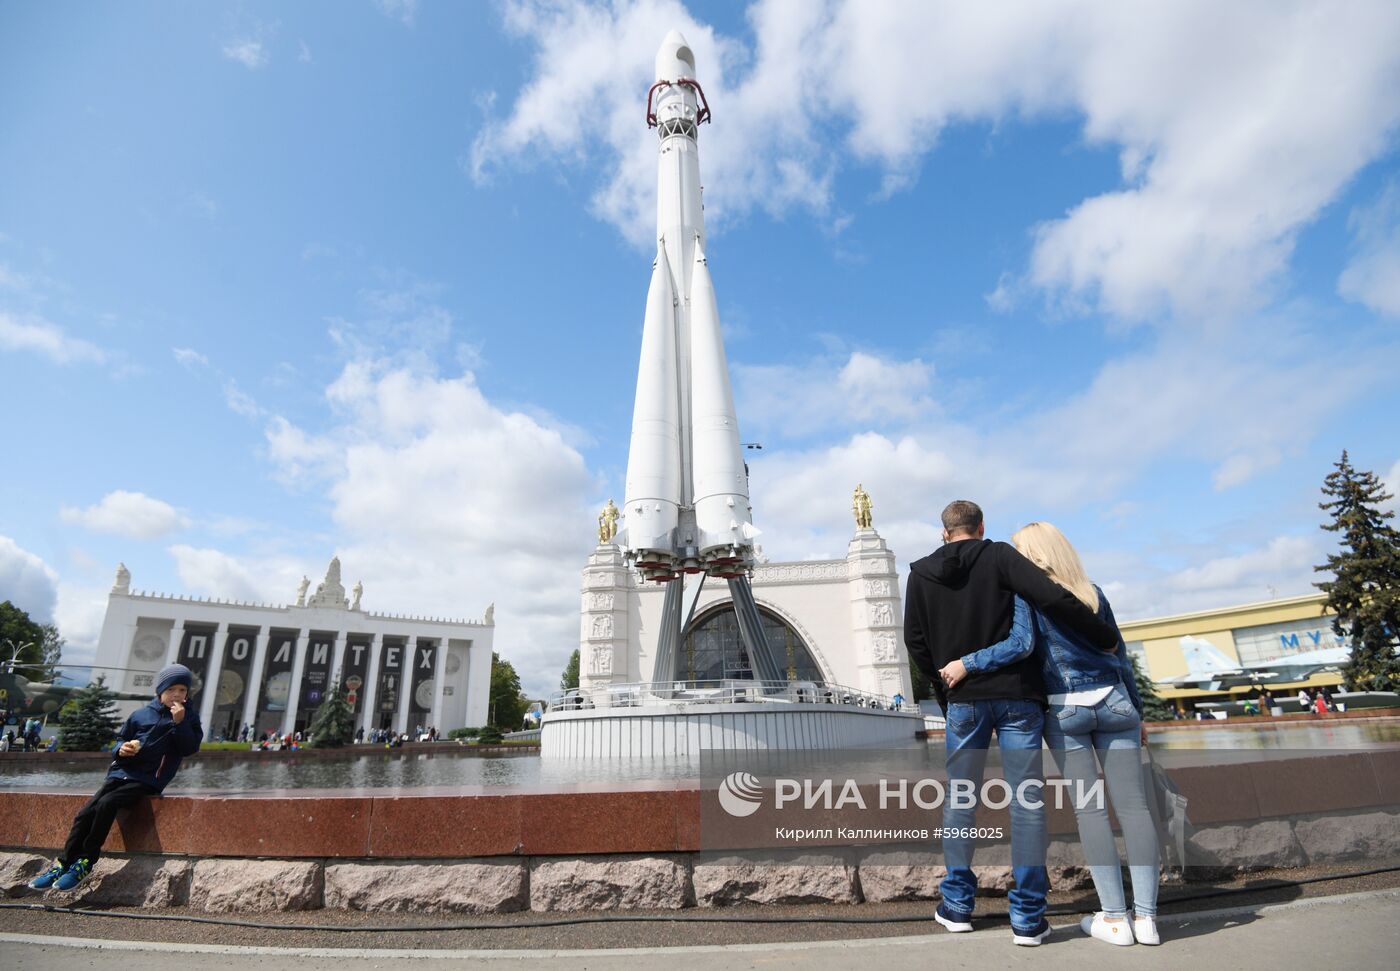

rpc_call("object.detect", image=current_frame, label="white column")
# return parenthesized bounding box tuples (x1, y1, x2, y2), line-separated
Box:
(198, 622, 230, 732)
(164, 621, 186, 667)
(117, 623, 139, 691)
(395, 637, 416, 735)
(331, 631, 348, 690)
(241, 629, 270, 737)
(282, 630, 311, 735)
(359, 633, 384, 737)
(430, 638, 448, 732)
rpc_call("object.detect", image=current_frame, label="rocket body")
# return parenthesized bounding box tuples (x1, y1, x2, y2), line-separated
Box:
(622, 31, 757, 582)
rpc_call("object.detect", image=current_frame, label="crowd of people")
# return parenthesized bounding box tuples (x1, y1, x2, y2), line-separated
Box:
(0, 716, 55, 752)
(204, 722, 446, 749)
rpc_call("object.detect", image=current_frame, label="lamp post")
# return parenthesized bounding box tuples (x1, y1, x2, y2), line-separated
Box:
(3, 639, 37, 675)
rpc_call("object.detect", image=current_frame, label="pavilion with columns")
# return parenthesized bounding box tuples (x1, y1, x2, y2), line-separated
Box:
(91, 558, 492, 739)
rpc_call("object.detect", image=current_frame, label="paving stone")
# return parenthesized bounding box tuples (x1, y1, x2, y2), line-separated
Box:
(325, 860, 527, 913)
(693, 853, 858, 906)
(190, 858, 323, 912)
(55, 856, 193, 907)
(1294, 810, 1400, 864)
(529, 855, 690, 911)
(0, 851, 50, 896)
(1187, 819, 1305, 874)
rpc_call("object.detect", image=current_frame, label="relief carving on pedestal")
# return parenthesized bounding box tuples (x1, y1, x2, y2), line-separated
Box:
(864, 579, 891, 598)
(871, 630, 897, 662)
(590, 615, 614, 640)
(869, 601, 895, 627)
(589, 645, 613, 676)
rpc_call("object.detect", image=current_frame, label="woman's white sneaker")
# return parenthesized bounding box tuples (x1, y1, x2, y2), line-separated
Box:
(1134, 915, 1160, 945)
(1080, 912, 1135, 946)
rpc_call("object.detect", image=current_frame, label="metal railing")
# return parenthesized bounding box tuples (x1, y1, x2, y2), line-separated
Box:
(545, 679, 920, 715)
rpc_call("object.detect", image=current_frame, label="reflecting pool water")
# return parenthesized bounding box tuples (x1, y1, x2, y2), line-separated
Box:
(2, 720, 1395, 791)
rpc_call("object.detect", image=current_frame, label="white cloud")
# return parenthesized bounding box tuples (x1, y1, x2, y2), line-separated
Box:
(223, 379, 262, 418)
(376, 0, 418, 26)
(53, 582, 111, 670)
(0, 263, 33, 292)
(222, 39, 268, 70)
(60, 491, 191, 540)
(168, 545, 294, 604)
(1339, 180, 1400, 317)
(479, 0, 1400, 320)
(0, 535, 59, 622)
(735, 351, 935, 439)
(172, 347, 208, 368)
(0, 311, 106, 365)
(298, 40, 313, 64)
(1165, 535, 1319, 595)
(257, 358, 600, 696)
(1382, 459, 1400, 514)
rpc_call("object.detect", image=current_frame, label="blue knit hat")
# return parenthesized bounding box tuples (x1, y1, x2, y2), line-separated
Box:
(155, 663, 193, 697)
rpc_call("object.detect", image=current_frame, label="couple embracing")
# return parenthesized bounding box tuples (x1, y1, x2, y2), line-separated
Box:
(904, 500, 1160, 948)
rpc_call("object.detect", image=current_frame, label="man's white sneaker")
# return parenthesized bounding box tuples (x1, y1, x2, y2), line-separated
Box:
(1080, 912, 1135, 946)
(1012, 919, 1052, 946)
(934, 904, 973, 933)
(1134, 915, 1160, 945)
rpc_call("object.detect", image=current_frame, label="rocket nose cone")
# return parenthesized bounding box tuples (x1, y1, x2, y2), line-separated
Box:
(655, 29, 696, 80)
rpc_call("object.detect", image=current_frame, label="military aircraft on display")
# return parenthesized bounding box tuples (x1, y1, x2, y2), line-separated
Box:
(0, 668, 150, 726)
(1158, 635, 1351, 690)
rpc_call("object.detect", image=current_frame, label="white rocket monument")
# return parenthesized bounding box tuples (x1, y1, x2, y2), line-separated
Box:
(618, 31, 779, 683)
(621, 30, 758, 585)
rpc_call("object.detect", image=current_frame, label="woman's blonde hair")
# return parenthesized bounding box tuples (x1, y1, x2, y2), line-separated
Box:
(1010, 521, 1100, 612)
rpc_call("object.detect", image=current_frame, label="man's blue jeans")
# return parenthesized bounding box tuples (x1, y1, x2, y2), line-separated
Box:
(940, 698, 1048, 932)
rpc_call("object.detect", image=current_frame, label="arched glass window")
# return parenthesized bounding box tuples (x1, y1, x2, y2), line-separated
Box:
(678, 603, 824, 682)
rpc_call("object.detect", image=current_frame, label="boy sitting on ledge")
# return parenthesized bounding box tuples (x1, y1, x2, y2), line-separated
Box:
(29, 663, 203, 892)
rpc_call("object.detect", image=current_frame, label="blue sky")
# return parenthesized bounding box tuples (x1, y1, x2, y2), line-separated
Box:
(2, 1, 1399, 697)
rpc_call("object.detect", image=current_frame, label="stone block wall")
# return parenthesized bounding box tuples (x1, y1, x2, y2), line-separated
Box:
(4, 807, 1396, 913)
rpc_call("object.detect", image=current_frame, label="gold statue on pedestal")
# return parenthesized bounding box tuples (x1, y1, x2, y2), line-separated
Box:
(852, 483, 873, 529)
(598, 498, 620, 544)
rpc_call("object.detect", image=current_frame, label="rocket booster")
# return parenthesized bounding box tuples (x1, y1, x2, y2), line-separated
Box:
(621, 31, 757, 582)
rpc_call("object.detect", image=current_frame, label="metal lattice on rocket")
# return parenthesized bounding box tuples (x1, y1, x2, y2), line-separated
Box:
(618, 31, 760, 587)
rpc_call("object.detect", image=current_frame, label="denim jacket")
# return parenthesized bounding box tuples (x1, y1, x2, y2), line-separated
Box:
(961, 586, 1142, 715)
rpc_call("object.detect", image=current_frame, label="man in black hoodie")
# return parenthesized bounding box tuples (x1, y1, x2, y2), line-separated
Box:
(904, 500, 1117, 946)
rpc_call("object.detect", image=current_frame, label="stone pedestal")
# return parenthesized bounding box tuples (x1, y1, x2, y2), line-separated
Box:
(580, 544, 632, 689)
(846, 528, 913, 700)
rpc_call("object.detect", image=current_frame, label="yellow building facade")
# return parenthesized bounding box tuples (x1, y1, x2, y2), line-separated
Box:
(1118, 593, 1346, 706)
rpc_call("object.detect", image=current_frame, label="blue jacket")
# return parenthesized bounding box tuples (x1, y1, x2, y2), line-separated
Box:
(962, 586, 1143, 714)
(108, 698, 203, 791)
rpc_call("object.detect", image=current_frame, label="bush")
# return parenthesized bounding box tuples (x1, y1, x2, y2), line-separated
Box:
(448, 727, 482, 740)
(476, 726, 504, 745)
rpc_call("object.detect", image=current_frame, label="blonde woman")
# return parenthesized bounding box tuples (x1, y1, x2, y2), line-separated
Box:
(939, 522, 1160, 946)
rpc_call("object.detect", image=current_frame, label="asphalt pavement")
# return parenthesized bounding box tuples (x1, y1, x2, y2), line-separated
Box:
(2, 887, 1397, 970)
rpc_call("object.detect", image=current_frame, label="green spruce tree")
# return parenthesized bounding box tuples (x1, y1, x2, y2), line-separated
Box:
(1129, 653, 1174, 721)
(307, 678, 356, 748)
(1315, 450, 1400, 691)
(58, 675, 123, 751)
(560, 649, 580, 692)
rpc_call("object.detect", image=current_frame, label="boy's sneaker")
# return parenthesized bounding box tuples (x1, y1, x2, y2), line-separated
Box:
(54, 858, 92, 891)
(1012, 918, 1053, 946)
(27, 861, 65, 891)
(1134, 915, 1161, 945)
(934, 903, 973, 933)
(1080, 912, 1135, 946)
